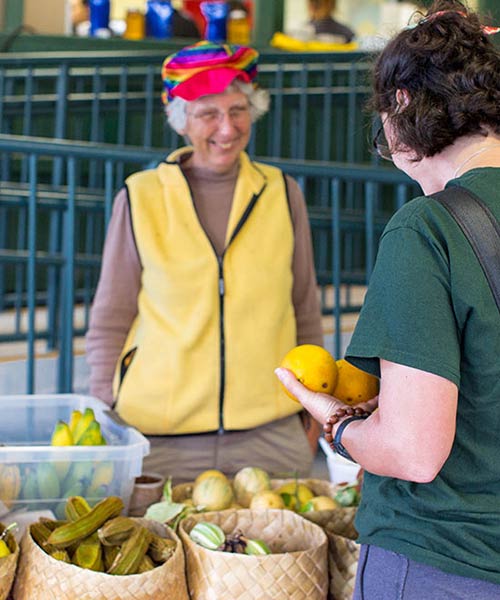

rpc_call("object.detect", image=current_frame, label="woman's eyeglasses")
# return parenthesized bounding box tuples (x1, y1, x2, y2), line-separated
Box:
(187, 105, 250, 126)
(372, 120, 393, 162)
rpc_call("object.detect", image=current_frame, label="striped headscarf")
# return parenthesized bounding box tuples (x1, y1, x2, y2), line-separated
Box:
(161, 41, 259, 104)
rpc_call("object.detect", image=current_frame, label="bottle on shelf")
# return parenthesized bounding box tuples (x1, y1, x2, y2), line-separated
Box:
(124, 8, 146, 40)
(88, 0, 111, 36)
(200, 1, 229, 43)
(145, 0, 174, 39)
(227, 8, 250, 45)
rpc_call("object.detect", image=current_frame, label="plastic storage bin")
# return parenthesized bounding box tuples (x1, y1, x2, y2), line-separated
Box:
(0, 394, 150, 518)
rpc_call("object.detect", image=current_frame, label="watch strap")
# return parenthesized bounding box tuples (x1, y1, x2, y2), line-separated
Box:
(332, 415, 368, 462)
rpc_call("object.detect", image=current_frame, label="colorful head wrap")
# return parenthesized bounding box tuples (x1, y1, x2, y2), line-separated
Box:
(161, 41, 259, 105)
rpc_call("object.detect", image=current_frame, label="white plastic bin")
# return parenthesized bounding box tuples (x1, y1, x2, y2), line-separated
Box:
(0, 394, 149, 518)
(319, 437, 361, 485)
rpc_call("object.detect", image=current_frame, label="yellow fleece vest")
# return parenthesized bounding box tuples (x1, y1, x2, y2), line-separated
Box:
(113, 149, 300, 434)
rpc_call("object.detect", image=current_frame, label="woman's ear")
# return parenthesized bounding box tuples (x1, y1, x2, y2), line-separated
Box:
(396, 88, 410, 110)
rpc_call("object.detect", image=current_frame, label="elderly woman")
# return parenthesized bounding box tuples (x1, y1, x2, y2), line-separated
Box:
(277, 0, 500, 597)
(86, 42, 323, 483)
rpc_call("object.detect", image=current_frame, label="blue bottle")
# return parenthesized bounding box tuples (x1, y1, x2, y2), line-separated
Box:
(146, 0, 174, 39)
(88, 0, 110, 36)
(200, 1, 229, 43)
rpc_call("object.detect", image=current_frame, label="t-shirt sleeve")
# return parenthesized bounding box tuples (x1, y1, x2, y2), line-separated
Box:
(346, 223, 461, 387)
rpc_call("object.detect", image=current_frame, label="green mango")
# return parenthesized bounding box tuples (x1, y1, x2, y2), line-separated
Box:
(36, 463, 61, 500)
(64, 461, 94, 490)
(21, 467, 39, 501)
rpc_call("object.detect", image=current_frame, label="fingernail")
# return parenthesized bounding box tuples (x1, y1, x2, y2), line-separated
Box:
(274, 367, 284, 378)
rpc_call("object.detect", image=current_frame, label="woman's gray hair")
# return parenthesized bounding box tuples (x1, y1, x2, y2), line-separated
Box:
(165, 80, 270, 134)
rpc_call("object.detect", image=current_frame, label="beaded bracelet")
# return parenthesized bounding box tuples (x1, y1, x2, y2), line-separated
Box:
(323, 406, 371, 462)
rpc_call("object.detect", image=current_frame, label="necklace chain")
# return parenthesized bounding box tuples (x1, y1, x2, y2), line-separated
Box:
(453, 144, 500, 179)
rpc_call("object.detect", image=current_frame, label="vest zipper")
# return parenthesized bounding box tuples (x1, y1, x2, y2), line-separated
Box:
(185, 167, 267, 435)
(216, 187, 266, 435)
(217, 254, 225, 435)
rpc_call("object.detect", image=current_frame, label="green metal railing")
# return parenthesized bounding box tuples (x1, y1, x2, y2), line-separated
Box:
(0, 50, 382, 330)
(0, 133, 418, 394)
(0, 50, 373, 166)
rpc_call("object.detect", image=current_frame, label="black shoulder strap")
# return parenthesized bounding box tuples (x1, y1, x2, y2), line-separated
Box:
(432, 186, 500, 313)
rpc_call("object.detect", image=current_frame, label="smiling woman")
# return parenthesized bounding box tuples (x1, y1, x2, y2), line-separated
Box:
(85, 41, 324, 484)
(179, 88, 253, 173)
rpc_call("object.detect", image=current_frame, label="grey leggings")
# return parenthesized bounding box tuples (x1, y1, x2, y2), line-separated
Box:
(353, 545, 500, 600)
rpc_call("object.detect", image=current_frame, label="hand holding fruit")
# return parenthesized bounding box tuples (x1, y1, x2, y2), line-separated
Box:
(275, 366, 340, 424)
(276, 345, 379, 425)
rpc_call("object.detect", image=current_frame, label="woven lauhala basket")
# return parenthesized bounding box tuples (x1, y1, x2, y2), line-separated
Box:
(271, 479, 359, 600)
(173, 477, 359, 600)
(179, 508, 328, 600)
(0, 523, 19, 600)
(13, 519, 189, 600)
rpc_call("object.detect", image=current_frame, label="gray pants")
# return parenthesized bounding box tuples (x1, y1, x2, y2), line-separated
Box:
(141, 414, 314, 484)
(354, 545, 500, 600)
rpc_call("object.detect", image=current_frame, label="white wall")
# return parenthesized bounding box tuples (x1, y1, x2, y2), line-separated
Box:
(24, 0, 70, 34)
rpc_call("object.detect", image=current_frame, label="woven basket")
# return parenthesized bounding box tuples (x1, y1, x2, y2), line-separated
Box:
(0, 523, 19, 600)
(13, 519, 189, 600)
(271, 478, 360, 600)
(179, 508, 328, 600)
(173, 477, 360, 600)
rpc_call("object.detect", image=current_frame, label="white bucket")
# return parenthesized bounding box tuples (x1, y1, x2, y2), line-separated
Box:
(319, 437, 361, 485)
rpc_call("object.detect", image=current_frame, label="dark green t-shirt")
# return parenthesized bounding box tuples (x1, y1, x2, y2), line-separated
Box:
(346, 168, 500, 584)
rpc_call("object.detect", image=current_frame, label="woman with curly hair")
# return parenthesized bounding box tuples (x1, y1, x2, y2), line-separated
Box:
(277, 0, 500, 597)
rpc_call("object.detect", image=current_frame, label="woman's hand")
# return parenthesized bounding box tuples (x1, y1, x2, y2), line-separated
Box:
(275, 367, 378, 425)
(275, 367, 343, 424)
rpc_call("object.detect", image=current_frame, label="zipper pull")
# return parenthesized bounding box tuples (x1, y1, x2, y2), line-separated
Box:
(218, 256, 225, 296)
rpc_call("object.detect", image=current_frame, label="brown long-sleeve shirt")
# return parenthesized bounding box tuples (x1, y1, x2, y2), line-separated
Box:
(85, 157, 323, 406)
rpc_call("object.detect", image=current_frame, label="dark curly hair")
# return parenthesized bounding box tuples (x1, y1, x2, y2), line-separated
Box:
(370, 0, 500, 160)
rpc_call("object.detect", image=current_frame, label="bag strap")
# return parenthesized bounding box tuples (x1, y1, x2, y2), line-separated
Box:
(432, 186, 500, 313)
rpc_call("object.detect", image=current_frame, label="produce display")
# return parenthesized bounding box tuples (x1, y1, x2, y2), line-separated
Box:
(0, 465, 21, 510)
(0, 394, 359, 599)
(0, 538, 10, 558)
(233, 466, 271, 507)
(333, 359, 379, 405)
(280, 344, 380, 405)
(280, 344, 338, 400)
(0, 521, 19, 600)
(28, 495, 176, 575)
(179, 509, 330, 600)
(189, 522, 271, 555)
(51, 408, 108, 446)
(0, 408, 115, 517)
(145, 466, 361, 535)
(0, 523, 16, 558)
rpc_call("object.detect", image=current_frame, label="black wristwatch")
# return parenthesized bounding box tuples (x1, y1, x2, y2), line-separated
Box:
(332, 415, 368, 462)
